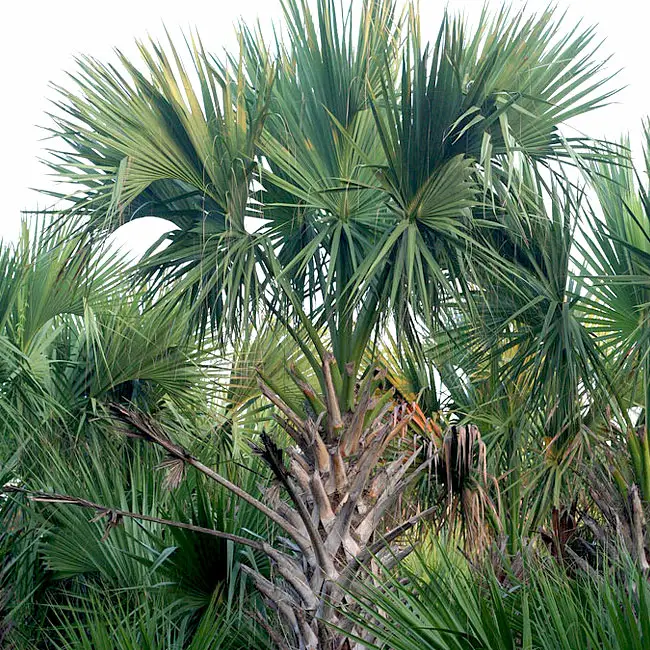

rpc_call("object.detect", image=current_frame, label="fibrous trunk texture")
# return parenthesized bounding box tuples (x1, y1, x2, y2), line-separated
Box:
(118, 354, 434, 649)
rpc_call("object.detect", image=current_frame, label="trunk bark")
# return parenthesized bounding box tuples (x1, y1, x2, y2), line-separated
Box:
(113, 355, 436, 649)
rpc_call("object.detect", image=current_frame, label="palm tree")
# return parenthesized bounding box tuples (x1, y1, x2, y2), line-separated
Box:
(12, 0, 622, 648)
(48, 0, 615, 363)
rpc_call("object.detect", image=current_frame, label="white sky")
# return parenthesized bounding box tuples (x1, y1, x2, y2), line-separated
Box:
(1, 0, 648, 254)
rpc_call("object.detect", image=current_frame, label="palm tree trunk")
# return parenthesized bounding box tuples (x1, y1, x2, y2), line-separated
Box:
(109, 354, 433, 649)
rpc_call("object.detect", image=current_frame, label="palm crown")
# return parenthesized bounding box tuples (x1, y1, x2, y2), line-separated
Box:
(48, 0, 615, 378)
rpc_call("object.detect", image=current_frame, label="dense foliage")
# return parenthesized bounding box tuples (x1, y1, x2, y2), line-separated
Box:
(2, 1, 650, 648)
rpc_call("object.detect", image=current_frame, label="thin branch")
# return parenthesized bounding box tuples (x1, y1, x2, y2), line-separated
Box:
(258, 380, 306, 433)
(5, 486, 264, 552)
(6, 485, 318, 595)
(111, 404, 312, 553)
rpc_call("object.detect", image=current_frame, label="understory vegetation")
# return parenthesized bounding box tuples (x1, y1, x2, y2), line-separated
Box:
(3, 1, 650, 648)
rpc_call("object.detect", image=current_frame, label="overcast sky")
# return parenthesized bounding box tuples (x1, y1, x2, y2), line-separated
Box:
(2, 0, 648, 252)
